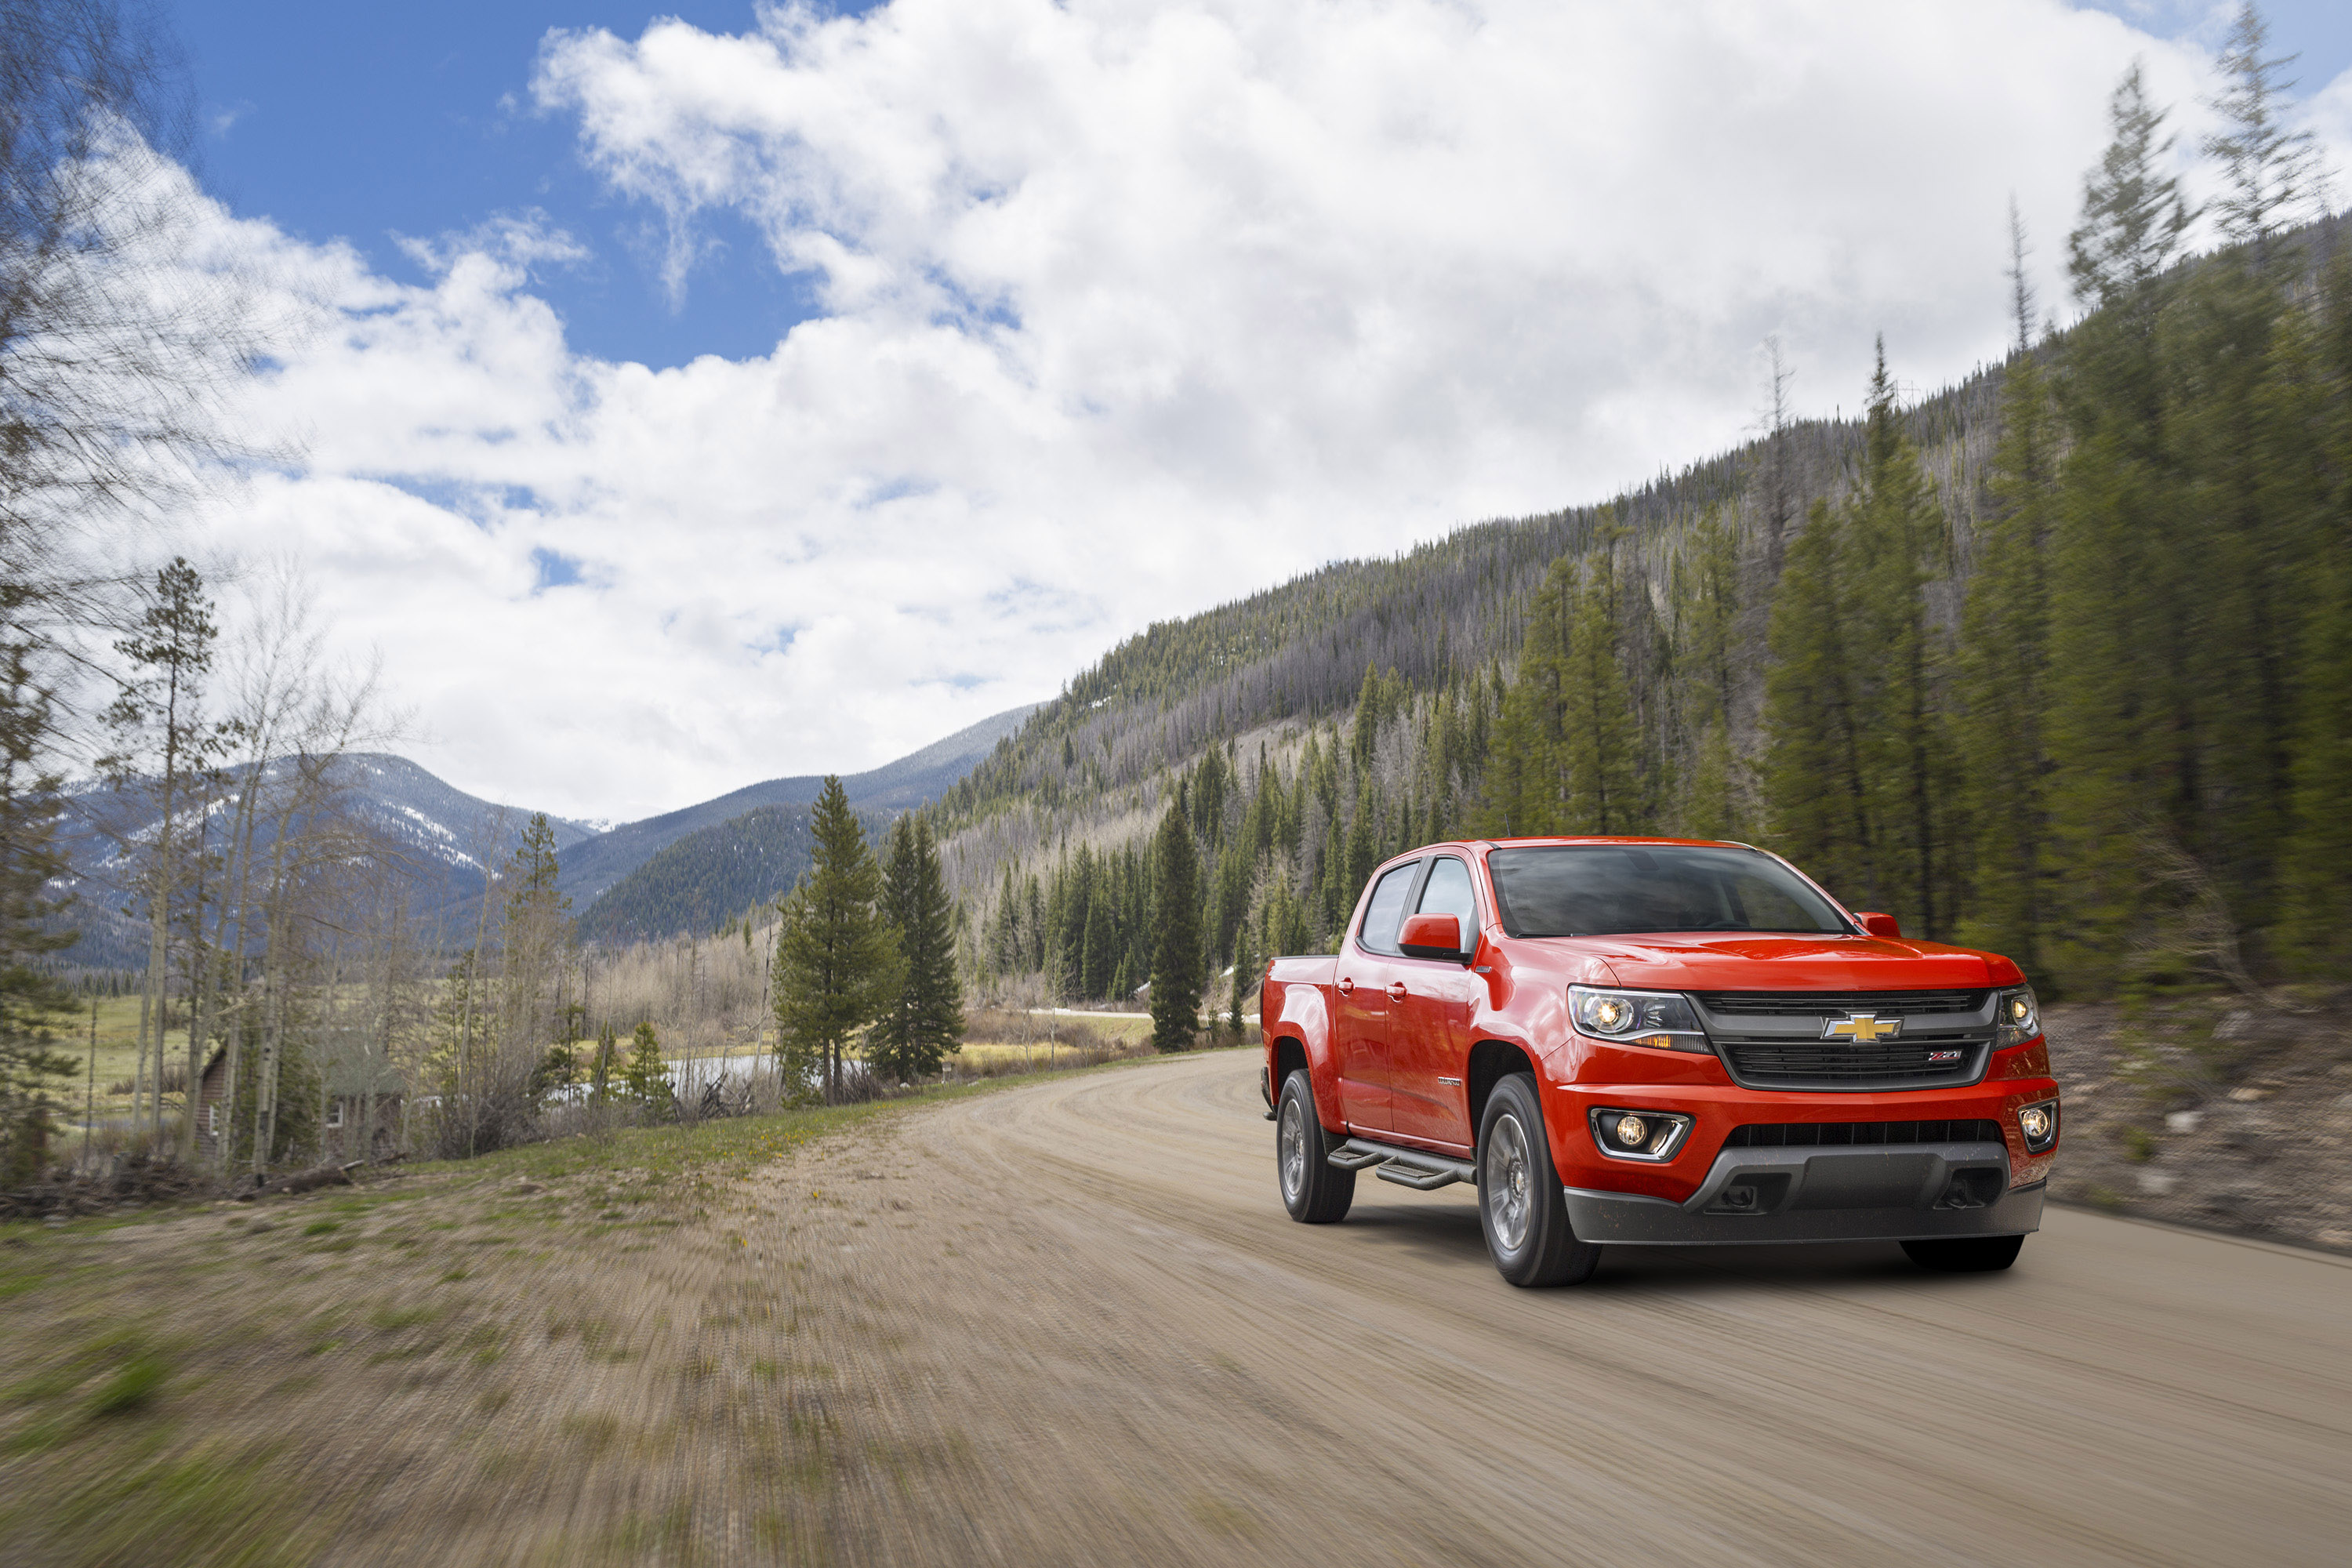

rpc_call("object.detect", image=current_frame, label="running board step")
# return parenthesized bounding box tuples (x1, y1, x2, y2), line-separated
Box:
(1330, 1138, 1475, 1190)
(1374, 1163, 1463, 1190)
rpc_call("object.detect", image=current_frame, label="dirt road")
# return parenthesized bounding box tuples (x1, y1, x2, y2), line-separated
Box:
(9, 1049, 2349, 1565)
(778, 1048, 2352, 1566)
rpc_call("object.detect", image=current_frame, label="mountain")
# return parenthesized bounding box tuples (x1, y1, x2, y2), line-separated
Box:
(574, 802, 893, 946)
(334, 754, 605, 873)
(59, 703, 1037, 965)
(56, 753, 604, 967)
(554, 701, 1040, 909)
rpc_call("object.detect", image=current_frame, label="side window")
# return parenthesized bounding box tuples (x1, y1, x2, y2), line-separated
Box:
(1356, 862, 1421, 956)
(1416, 856, 1477, 938)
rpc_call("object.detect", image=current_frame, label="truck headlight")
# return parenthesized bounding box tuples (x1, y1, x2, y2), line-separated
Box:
(1994, 986, 2041, 1048)
(1570, 986, 1711, 1052)
(2018, 1100, 2059, 1153)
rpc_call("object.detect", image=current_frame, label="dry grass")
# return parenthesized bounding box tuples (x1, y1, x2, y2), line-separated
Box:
(0, 1051, 1193, 1564)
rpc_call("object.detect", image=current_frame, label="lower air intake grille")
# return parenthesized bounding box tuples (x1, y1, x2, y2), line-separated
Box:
(1726, 1120, 2002, 1149)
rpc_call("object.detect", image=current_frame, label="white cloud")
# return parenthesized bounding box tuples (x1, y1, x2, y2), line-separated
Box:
(169, 0, 2350, 822)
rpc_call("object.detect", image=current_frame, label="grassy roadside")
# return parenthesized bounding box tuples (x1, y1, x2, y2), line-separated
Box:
(0, 1047, 1204, 1566)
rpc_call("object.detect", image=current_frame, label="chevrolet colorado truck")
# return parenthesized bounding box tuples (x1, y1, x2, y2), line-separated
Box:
(1261, 837, 2059, 1286)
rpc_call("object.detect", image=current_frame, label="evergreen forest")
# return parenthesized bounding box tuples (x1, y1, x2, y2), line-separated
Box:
(577, 801, 896, 947)
(938, 48, 2352, 1008)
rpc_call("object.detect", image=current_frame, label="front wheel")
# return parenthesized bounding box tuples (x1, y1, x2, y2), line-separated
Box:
(1901, 1235, 2024, 1272)
(1277, 1069, 1354, 1223)
(1477, 1074, 1601, 1287)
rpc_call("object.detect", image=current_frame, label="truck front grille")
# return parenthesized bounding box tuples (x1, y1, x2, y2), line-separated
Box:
(1692, 989, 1987, 1017)
(1715, 1038, 1989, 1090)
(1725, 1119, 2002, 1148)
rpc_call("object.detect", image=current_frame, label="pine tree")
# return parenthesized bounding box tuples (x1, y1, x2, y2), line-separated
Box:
(1848, 343, 1960, 937)
(1764, 499, 1878, 904)
(2280, 257, 2352, 966)
(104, 557, 220, 1150)
(1229, 920, 1250, 1036)
(1762, 347, 1959, 931)
(499, 812, 572, 1068)
(869, 814, 964, 1083)
(2068, 62, 2191, 319)
(1148, 797, 1204, 1053)
(1557, 535, 1644, 833)
(1474, 554, 1577, 837)
(1956, 347, 2058, 976)
(1080, 867, 1117, 999)
(2203, 3, 2325, 271)
(771, 776, 903, 1104)
(2044, 71, 2202, 990)
(2281, 542, 2352, 968)
(622, 1022, 668, 1109)
(1668, 504, 1747, 840)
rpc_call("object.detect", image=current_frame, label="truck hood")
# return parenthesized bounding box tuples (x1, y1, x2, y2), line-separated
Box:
(1535, 932, 2008, 992)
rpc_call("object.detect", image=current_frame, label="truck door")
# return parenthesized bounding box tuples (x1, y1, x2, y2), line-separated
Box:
(1334, 860, 1420, 1134)
(1388, 855, 1483, 1152)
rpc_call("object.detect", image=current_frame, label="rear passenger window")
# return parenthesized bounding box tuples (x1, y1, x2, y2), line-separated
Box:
(1356, 862, 1421, 955)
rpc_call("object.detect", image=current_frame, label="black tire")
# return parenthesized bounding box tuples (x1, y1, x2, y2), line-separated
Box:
(1476, 1073, 1602, 1287)
(1901, 1235, 2024, 1272)
(1276, 1069, 1355, 1223)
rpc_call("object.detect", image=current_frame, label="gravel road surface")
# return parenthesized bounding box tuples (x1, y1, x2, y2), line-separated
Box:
(755, 1048, 2352, 1566)
(21, 1048, 2341, 1565)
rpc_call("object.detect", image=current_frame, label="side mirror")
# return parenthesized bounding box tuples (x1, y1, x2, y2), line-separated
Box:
(1856, 911, 1903, 940)
(1399, 912, 1472, 964)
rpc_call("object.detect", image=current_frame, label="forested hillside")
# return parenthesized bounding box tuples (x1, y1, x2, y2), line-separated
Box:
(576, 802, 895, 946)
(937, 60, 2352, 1010)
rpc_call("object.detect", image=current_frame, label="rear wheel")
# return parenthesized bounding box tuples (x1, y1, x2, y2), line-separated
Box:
(1277, 1069, 1354, 1223)
(1901, 1235, 2024, 1272)
(1477, 1073, 1601, 1287)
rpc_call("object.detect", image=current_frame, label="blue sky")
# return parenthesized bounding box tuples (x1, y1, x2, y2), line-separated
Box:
(178, 2, 2352, 377)
(176, 2, 839, 367)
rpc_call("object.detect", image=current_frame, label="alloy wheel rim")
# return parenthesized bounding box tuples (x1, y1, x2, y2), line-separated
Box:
(1279, 1098, 1306, 1200)
(1486, 1112, 1532, 1250)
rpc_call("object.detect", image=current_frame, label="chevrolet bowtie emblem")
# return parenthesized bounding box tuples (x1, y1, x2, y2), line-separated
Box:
(1825, 1012, 1902, 1043)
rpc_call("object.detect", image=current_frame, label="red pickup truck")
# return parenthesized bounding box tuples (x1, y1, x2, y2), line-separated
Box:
(1261, 837, 2059, 1286)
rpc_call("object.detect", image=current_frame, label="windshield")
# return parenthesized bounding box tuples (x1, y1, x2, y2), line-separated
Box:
(1486, 845, 1852, 938)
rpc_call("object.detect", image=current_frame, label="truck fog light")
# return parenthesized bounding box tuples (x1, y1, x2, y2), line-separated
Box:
(2018, 1101, 2059, 1153)
(1588, 1108, 1692, 1162)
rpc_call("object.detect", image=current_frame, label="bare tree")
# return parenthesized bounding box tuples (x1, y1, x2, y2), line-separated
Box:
(0, 2, 266, 1167)
(1, 1, 257, 653)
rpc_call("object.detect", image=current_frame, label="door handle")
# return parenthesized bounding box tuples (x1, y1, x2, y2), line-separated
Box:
(1336, 976, 1355, 995)
(1385, 982, 1408, 1002)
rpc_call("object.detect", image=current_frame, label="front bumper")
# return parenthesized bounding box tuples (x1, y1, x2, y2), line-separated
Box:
(1565, 1137, 2044, 1246)
(1543, 1036, 2062, 1202)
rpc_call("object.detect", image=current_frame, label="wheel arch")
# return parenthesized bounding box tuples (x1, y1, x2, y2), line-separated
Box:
(1467, 1038, 1537, 1141)
(1272, 1034, 1310, 1103)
